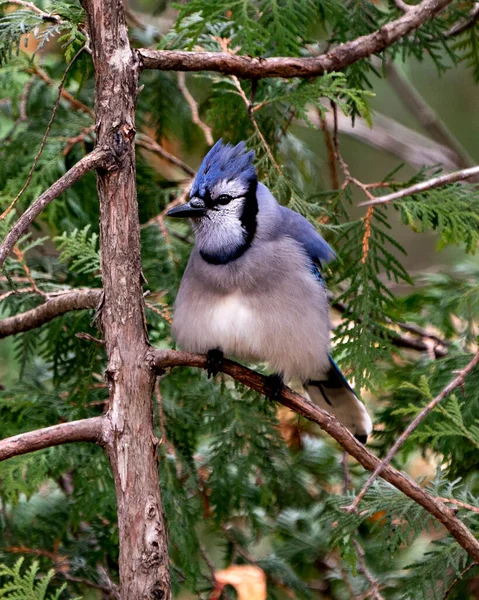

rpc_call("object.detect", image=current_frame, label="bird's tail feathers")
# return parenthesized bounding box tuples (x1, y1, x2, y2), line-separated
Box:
(305, 356, 372, 443)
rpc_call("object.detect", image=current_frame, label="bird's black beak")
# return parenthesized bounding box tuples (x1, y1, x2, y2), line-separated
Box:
(166, 198, 206, 219)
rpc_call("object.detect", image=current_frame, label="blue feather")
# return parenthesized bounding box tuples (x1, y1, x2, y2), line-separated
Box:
(279, 206, 335, 266)
(191, 139, 257, 199)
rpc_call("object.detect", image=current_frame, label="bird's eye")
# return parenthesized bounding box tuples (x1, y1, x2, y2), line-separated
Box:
(217, 194, 233, 205)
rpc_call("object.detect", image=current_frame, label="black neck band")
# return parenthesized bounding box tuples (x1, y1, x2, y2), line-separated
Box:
(200, 181, 258, 265)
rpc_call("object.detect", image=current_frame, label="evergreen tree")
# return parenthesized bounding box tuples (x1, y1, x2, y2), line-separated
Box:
(0, 0, 479, 598)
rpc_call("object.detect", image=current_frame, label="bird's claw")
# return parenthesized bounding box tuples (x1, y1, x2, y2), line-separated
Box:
(265, 373, 284, 401)
(206, 348, 224, 379)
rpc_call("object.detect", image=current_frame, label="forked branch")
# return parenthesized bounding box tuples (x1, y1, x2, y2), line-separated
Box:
(152, 349, 479, 563)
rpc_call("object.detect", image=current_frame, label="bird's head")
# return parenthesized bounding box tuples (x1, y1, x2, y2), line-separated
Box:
(167, 140, 259, 264)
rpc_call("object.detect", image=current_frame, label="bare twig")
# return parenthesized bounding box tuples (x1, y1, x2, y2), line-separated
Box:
(0, 289, 102, 338)
(0, 286, 36, 303)
(136, 134, 195, 177)
(138, 0, 453, 77)
(447, 2, 479, 36)
(2, 80, 32, 143)
(443, 562, 478, 598)
(28, 65, 94, 117)
(177, 72, 213, 146)
(151, 348, 479, 563)
(331, 103, 377, 263)
(12, 245, 45, 296)
(0, 417, 105, 461)
(199, 543, 217, 583)
(0, 149, 111, 269)
(63, 124, 96, 155)
(314, 108, 461, 171)
(385, 61, 475, 171)
(60, 573, 119, 598)
(352, 539, 385, 600)
(342, 451, 351, 494)
(230, 69, 281, 175)
(3, 0, 62, 22)
(318, 109, 340, 191)
(332, 298, 449, 358)
(142, 188, 191, 264)
(437, 498, 479, 515)
(0, 45, 90, 221)
(146, 301, 173, 324)
(75, 332, 105, 345)
(359, 165, 479, 206)
(347, 350, 479, 512)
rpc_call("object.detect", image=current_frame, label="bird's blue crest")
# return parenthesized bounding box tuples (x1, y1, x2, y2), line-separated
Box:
(190, 139, 257, 199)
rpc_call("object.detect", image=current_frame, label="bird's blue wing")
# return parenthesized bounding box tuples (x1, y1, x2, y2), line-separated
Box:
(279, 206, 335, 266)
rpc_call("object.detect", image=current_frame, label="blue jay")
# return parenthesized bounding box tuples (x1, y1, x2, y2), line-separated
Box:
(167, 140, 372, 443)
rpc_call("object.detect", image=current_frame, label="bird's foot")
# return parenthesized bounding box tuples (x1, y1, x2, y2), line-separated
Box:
(354, 434, 368, 445)
(265, 373, 284, 401)
(206, 348, 224, 379)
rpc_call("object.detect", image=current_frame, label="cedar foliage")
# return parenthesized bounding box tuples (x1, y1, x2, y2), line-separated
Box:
(1, 0, 479, 598)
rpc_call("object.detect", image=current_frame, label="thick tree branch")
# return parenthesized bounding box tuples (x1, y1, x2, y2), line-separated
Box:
(138, 0, 452, 78)
(151, 349, 479, 563)
(0, 149, 112, 269)
(0, 289, 102, 338)
(81, 0, 171, 595)
(359, 165, 479, 206)
(0, 417, 105, 462)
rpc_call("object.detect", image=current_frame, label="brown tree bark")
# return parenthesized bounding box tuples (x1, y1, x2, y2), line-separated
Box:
(80, 0, 170, 597)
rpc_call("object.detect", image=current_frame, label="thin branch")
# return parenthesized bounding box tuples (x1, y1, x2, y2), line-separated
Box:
(331, 103, 376, 264)
(231, 72, 281, 175)
(359, 165, 479, 206)
(136, 134, 196, 177)
(438, 498, 479, 515)
(331, 299, 449, 358)
(318, 109, 340, 191)
(347, 349, 479, 512)
(142, 187, 191, 265)
(0, 45, 90, 221)
(0, 149, 112, 269)
(0, 286, 36, 303)
(0, 417, 105, 461)
(63, 124, 96, 156)
(2, 0, 62, 22)
(443, 563, 478, 599)
(0, 289, 102, 338)
(177, 72, 214, 146)
(384, 61, 475, 171)
(352, 539, 385, 600)
(315, 107, 461, 171)
(28, 65, 94, 117)
(138, 0, 453, 77)
(446, 2, 479, 36)
(151, 349, 479, 563)
(59, 573, 119, 598)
